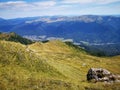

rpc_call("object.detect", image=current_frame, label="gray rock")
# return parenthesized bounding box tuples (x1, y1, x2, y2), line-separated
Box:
(87, 68, 120, 83)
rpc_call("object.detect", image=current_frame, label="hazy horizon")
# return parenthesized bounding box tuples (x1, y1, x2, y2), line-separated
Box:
(1, 14, 120, 19)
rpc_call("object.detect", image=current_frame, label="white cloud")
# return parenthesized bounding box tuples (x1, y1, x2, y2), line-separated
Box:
(97, 0, 120, 4)
(0, 1, 56, 10)
(33, 1, 56, 7)
(0, 0, 120, 18)
(0, 1, 27, 9)
(62, 0, 120, 4)
(62, 0, 95, 4)
(77, 5, 120, 15)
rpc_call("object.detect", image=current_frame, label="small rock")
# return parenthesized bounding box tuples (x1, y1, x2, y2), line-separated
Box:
(87, 68, 120, 83)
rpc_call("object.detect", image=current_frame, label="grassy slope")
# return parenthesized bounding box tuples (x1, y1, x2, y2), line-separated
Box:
(0, 32, 33, 45)
(0, 40, 120, 90)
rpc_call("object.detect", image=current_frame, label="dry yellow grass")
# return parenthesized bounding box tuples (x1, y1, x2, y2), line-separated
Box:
(0, 40, 120, 90)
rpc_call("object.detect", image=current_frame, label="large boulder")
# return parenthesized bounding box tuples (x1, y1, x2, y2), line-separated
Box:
(87, 68, 120, 83)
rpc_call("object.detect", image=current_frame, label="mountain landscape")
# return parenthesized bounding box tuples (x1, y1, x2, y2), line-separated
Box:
(1, 0, 120, 89)
(0, 14, 120, 89)
(0, 15, 120, 43)
(0, 15, 120, 56)
(0, 34, 120, 90)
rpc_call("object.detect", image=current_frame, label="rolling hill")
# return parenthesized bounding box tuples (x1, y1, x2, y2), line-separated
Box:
(0, 32, 33, 45)
(0, 15, 120, 56)
(0, 39, 120, 90)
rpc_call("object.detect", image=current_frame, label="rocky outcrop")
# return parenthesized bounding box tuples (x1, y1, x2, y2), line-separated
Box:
(87, 68, 120, 83)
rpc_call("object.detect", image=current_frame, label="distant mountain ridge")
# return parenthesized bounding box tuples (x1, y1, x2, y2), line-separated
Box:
(0, 15, 120, 56)
(0, 15, 120, 44)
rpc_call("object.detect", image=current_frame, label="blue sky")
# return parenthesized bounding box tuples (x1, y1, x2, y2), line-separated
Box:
(0, 0, 120, 18)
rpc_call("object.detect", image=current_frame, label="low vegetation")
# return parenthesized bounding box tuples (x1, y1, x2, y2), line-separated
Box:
(0, 32, 33, 45)
(0, 39, 120, 90)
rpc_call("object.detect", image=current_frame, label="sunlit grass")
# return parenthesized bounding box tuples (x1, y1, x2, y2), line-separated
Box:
(0, 40, 120, 90)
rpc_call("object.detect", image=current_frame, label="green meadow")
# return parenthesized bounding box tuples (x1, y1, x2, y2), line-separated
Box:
(0, 40, 120, 90)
